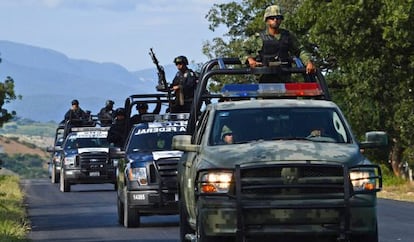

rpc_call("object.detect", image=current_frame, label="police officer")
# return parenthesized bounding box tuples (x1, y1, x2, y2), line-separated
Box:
(98, 99, 115, 126)
(64, 99, 87, 123)
(244, 5, 316, 76)
(171, 56, 197, 113)
(107, 108, 128, 148)
(130, 101, 161, 125)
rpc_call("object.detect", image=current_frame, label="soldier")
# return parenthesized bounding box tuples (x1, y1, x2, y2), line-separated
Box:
(221, 125, 234, 145)
(170, 56, 197, 113)
(64, 99, 87, 124)
(107, 108, 127, 148)
(243, 5, 316, 82)
(130, 101, 161, 125)
(98, 100, 115, 126)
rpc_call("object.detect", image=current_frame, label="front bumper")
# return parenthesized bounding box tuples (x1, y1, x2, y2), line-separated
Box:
(198, 195, 377, 237)
(126, 189, 178, 214)
(64, 168, 116, 184)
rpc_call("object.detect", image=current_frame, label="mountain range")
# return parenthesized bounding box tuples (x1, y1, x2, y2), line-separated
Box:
(0, 40, 178, 122)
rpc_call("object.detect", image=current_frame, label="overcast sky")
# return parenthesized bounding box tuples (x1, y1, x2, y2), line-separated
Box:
(0, 0, 236, 71)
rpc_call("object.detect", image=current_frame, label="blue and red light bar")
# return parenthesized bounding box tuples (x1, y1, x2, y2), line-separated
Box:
(221, 83, 323, 97)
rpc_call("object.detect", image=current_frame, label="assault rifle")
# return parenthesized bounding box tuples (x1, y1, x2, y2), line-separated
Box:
(149, 48, 168, 92)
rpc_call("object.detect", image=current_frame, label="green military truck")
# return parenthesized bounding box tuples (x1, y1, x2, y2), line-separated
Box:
(172, 58, 386, 242)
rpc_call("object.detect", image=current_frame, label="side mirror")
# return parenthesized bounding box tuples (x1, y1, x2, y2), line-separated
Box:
(109, 147, 125, 159)
(172, 135, 199, 152)
(359, 131, 388, 149)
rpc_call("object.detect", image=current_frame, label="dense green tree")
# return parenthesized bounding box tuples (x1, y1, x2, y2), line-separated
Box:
(0, 53, 20, 127)
(204, 0, 414, 178)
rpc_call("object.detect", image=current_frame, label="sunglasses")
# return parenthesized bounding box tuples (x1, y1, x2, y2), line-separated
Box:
(267, 16, 283, 21)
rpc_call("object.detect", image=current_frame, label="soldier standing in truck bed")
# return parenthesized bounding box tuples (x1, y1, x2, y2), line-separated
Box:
(170, 56, 197, 113)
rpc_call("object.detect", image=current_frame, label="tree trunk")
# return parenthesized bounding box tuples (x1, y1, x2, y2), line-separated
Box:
(390, 138, 410, 179)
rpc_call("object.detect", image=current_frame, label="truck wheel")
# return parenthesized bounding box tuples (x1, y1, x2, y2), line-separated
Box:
(51, 164, 57, 184)
(179, 198, 194, 242)
(59, 169, 70, 192)
(123, 187, 140, 227)
(117, 195, 124, 225)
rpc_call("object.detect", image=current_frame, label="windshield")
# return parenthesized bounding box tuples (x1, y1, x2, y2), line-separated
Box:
(64, 136, 110, 149)
(210, 107, 350, 145)
(127, 130, 185, 153)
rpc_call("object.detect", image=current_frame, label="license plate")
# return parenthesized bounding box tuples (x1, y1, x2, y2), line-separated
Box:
(133, 194, 146, 200)
(89, 171, 100, 177)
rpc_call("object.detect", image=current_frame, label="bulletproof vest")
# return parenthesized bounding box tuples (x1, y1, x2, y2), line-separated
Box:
(259, 30, 292, 66)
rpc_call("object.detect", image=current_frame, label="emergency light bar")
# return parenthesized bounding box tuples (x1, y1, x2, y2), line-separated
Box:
(221, 83, 323, 97)
(141, 113, 190, 122)
(71, 127, 110, 132)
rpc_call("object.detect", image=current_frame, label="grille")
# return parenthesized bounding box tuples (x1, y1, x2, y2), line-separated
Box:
(78, 152, 109, 170)
(237, 163, 345, 199)
(149, 158, 179, 189)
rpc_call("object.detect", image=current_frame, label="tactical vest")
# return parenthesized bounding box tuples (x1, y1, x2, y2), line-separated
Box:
(259, 29, 292, 66)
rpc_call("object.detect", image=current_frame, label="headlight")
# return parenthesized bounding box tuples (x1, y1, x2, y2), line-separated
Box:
(200, 171, 233, 194)
(350, 169, 377, 192)
(64, 156, 76, 165)
(128, 167, 147, 185)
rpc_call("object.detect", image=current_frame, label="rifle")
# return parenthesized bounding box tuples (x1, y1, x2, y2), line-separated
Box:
(149, 48, 168, 92)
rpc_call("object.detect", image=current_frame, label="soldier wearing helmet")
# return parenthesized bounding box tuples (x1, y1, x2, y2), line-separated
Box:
(171, 55, 197, 113)
(107, 107, 127, 148)
(243, 5, 316, 79)
(98, 99, 115, 126)
(64, 99, 87, 124)
(130, 100, 161, 125)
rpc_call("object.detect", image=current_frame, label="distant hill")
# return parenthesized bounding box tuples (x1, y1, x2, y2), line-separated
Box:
(0, 40, 178, 122)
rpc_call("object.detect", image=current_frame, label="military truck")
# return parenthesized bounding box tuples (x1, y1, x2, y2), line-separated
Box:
(57, 117, 115, 192)
(172, 58, 386, 242)
(109, 94, 189, 227)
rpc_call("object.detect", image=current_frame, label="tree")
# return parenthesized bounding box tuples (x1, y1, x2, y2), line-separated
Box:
(203, 0, 414, 178)
(0, 53, 20, 127)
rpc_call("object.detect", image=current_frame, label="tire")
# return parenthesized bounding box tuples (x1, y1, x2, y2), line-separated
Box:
(123, 186, 140, 227)
(179, 198, 194, 242)
(51, 163, 56, 184)
(59, 169, 70, 192)
(51, 163, 59, 184)
(117, 195, 124, 225)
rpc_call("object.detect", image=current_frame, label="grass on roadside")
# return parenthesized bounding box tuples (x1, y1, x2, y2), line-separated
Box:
(0, 175, 30, 242)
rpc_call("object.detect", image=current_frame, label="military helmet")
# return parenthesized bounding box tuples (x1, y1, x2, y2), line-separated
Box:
(115, 108, 125, 116)
(263, 5, 283, 21)
(173, 56, 189, 65)
(221, 125, 233, 139)
(136, 102, 148, 110)
(106, 100, 114, 106)
(71, 99, 79, 105)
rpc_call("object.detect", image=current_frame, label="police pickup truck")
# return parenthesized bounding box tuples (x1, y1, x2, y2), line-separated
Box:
(172, 58, 386, 242)
(58, 126, 114, 192)
(113, 113, 188, 227)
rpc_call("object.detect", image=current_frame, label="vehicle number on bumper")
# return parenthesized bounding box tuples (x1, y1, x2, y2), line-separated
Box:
(133, 194, 146, 200)
(89, 171, 100, 177)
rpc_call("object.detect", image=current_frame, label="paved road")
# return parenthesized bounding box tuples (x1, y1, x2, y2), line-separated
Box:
(22, 179, 414, 242)
(22, 179, 179, 242)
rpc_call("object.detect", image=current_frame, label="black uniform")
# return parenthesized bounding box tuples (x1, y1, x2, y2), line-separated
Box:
(107, 118, 127, 148)
(98, 107, 114, 126)
(171, 69, 197, 113)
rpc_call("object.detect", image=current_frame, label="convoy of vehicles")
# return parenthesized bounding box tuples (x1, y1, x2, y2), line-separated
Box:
(43, 53, 386, 241)
(172, 58, 386, 242)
